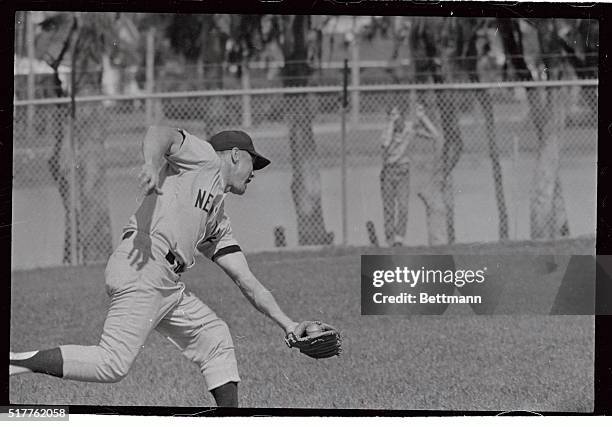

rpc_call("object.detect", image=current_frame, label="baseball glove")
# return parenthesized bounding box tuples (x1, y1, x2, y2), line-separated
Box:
(285, 321, 342, 359)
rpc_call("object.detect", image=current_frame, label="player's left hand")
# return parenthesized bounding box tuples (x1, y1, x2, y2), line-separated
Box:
(138, 163, 163, 196)
(285, 320, 342, 359)
(128, 234, 156, 271)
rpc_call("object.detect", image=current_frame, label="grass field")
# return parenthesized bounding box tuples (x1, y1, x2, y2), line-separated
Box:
(10, 237, 594, 411)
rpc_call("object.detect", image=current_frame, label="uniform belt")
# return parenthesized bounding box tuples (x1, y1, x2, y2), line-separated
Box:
(122, 231, 184, 273)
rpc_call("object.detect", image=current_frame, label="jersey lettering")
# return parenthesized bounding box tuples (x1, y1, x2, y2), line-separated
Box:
(195, 189, 214, 213)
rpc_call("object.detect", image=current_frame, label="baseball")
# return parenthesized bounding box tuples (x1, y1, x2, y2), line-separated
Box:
(306, 323, 323, 336)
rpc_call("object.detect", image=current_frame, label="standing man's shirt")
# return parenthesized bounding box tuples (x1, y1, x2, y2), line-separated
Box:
(124, 130, 240, 269)
(381, 120, 415, 166)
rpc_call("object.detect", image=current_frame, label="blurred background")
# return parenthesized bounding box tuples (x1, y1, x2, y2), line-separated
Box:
(12, 13, 598, 270)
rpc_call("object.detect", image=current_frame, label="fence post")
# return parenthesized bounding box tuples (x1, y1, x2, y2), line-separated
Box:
(26, 12, 35, 129)
(66, 115, 79, 266)
(341, 59, 349, 246)
(241, 61, 252, 128)
(513, 134, 519, 240)
(146, 28, 155, 125)
(350, 35, 360, 124)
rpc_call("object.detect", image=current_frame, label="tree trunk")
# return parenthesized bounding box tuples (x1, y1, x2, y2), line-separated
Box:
(282, 16, 332, 245)
(73, 103, 113, 263)
(39, 13, 114, 264)
(68, 28, 113, 264)
(529, 86, 570, 239)
(48, 98, 72, 264)
(45, 20, 75, 264)
(286, 94, 332, 245)
(529, 20, 570, 239)
(435, 89, 463, 244)
(479, 89, 509, 240)
(498, 18, 570, 240)
(464, 23, 510, 241)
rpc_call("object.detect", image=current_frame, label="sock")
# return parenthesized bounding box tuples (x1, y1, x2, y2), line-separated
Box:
(10, 348, 64, 378)
(210, 381, 238, 407)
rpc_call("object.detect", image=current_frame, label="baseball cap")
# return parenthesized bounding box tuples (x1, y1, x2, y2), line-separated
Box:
(209, 130, 271, 170)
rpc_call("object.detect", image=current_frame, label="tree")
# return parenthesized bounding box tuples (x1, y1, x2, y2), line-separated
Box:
(497, 18, 580, 239)
(276, 16, 334, 245)
(166, 14, 228, 89)
(35, 12, 138, 263)
(161, 14, 232, 127)
(467, 20, 510, 241)
(227, 15, 334, 245)
(558, 18, 598, 113)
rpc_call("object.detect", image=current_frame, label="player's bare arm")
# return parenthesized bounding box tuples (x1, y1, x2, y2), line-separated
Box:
(139, 126, 184, 195)
(215, 251, 298, 334)
(215, 250, 342, 359)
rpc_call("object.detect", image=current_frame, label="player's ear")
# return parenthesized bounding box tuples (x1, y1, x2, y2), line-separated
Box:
(230, 147, 240, 164)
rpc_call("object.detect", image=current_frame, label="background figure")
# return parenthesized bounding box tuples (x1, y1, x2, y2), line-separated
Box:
(380, 104, 439, 247)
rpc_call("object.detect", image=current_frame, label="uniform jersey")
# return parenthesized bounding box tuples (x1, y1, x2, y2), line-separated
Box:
(124, 129, 239, 269)
(381, 120, 415, 166)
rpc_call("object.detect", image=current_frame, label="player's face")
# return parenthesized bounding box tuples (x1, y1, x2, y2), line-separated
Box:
(229, 151, 254, 195)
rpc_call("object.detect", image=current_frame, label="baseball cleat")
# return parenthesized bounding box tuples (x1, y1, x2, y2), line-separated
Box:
(9, 351, 38, 376)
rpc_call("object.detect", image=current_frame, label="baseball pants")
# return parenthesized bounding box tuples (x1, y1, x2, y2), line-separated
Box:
(380, 162, 411, 243)
(59, 232, 240, 390)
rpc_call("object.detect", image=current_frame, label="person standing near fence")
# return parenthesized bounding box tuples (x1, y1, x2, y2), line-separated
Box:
(380, 103, 440, 247)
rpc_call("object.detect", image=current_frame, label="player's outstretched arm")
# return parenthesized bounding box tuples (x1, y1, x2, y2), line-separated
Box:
(139, 126, 184, 195)
(215, 251, 298, 334)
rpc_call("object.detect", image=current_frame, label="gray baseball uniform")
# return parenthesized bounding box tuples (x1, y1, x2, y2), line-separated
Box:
(59, 129, 242, 390)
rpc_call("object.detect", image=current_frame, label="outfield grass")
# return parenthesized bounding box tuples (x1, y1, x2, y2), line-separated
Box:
(10, 237, 594, 410)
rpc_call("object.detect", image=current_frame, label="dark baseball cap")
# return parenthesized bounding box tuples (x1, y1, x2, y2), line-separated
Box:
(209, 130, 271, 170)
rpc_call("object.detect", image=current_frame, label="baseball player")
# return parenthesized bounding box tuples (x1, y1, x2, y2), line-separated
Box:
(10, 127, 341, 407)
(380, 103, 440, 247)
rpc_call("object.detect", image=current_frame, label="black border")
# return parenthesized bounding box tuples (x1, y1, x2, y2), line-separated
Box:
(2, 0, 611, 417)
(596, 0, 612, 415)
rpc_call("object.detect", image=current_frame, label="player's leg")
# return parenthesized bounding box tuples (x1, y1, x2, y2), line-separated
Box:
(380, 164, 397, 246)
(155, 291, 240, 407)
(394, 165, 410, 246)
(10, 349, 63, 377)
(10, 281, 175, 382)
(11, 237, 183, 382)
(210, 382, 238, 407)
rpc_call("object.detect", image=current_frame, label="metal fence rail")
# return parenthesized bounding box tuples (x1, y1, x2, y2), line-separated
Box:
(12, 80, 597, 269)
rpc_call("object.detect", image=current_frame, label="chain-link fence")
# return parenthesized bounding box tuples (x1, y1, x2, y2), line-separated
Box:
(12, 79, 597, 269)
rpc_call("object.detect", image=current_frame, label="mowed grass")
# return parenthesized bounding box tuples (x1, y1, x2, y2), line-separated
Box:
(10, 237, 594, 411)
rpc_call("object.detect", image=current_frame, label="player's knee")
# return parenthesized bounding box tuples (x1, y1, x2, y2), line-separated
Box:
(192, 319, 239, 390)
(98, 351, 134, 383)
(195, 319, 235, 365)
(104, 367, 129, 383)
(210, 319, 233, 352)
